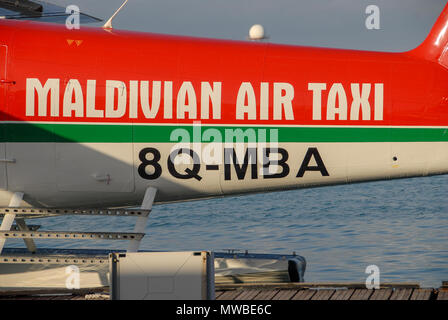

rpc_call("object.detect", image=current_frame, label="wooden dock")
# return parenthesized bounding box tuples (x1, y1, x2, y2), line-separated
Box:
(216, 288, 442, 301)
(215, 282, 448, 300)
(1, 282, 447, 300)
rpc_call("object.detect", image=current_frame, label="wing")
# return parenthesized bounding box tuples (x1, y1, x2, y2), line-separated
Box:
(0, 0, 102, 24)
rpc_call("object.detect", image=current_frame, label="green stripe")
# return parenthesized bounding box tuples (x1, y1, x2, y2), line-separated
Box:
(1, 123, 448, 143)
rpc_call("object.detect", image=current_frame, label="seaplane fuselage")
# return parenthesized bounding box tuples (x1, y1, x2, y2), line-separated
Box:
(1, 6, 448, 208)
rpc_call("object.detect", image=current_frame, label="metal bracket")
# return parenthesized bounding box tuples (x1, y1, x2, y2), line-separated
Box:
(0, 207, 151, 219)
(0, 230, 144, 240)
(0, 255, 108, 265)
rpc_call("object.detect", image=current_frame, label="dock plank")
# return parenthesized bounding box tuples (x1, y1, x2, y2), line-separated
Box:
(253, 289, 279, 300)
(349, 289, 373, 300)
(271, 289, 299, 300)
(410, 289, 432, 301)
(217, 290, 242, 300)
(369, 289, 393, 300)
(215, 291, 225, 299)
(389, 288, 413, 300)
(437, 290, 448, 300)
(311, 289, 335, 300)
(330, 289, 355, 300)
(234, 290, 261, 300)
(291, 289, 318, 300)
(52, 295, 76, 300)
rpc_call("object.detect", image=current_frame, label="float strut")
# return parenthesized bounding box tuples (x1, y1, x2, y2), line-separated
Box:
(15, 218, 37, 253)
(0, 192, 25, 254)
(127, 187, 157, 252)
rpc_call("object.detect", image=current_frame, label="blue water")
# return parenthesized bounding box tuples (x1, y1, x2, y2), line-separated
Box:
(5, 175, 448, 288)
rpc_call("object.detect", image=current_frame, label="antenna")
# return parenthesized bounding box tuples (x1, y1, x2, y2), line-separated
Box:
(248, 24, 268, 40)
(103, 0, 129, 29)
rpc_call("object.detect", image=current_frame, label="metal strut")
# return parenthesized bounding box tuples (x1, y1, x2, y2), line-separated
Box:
(0, 255, 108, 265)
(0, 192, 33, 254)
(0, 230, 144, 240)
(0, 187, 157, 255)
(127, 187, 157, 252)
(0, 208, 151, 219)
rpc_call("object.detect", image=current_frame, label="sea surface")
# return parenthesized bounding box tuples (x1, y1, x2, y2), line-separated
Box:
(5, 175, 448, 288)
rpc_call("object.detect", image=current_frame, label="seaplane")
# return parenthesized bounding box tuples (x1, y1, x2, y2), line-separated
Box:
(0, 0, 448, 291)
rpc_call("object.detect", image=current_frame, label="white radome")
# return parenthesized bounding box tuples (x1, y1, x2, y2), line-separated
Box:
(249, 24, 265, 40)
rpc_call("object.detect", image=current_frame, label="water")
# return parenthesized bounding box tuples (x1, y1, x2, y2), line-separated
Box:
(5, 175, 448, 288)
